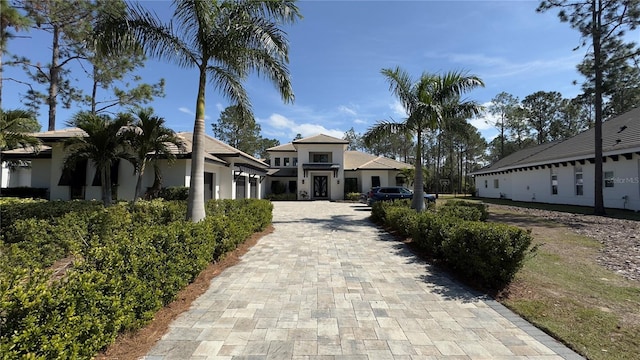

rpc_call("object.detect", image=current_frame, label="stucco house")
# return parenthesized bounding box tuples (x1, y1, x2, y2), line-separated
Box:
(1, 129, 268, 201)
(472, 107, 640, 211)
(265, 134, 412, 200)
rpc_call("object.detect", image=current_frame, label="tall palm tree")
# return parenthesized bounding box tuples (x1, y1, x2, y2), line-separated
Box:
(0, 109, 40, 193)
(64, 112, 131, 206)
(125, 108, 185, 201)
(97, 0, 300, 221)
(363, 67, 483, 211)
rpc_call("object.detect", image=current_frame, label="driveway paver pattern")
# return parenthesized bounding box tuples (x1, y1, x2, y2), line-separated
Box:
(145, 201, 583, 359)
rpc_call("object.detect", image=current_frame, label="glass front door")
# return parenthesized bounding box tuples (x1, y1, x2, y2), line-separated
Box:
(313, 176, 328, 199)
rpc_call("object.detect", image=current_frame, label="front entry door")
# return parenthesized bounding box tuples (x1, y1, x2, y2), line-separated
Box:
(313, 176, 328, 199)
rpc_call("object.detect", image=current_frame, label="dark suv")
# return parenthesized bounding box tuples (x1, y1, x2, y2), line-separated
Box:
(365, 186, 436, 206)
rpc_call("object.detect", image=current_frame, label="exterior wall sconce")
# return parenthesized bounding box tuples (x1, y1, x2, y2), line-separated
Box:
(337, 179, 340, 184)
(301, 179, 304, 184)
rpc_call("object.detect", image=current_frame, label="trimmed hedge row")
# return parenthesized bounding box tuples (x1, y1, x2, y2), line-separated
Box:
(0, 198, 272, 359)
(371, 200, 533, 289)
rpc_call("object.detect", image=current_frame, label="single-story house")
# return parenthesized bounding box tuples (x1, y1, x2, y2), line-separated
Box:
(265, 134, 413, 200)
(471, 107, 640, 211)
(1, 128, 268, 201)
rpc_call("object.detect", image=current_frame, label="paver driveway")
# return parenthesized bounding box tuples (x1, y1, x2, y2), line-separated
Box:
(145, 201, 583, 359)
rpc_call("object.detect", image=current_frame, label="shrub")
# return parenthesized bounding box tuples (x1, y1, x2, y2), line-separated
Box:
(370, 197, 534, 290)
(0, 198, 273, 359)
(158, 186, 189, 200)
(384, 205, 417, 237)
(441, 221, 533, 288)
(344, 192, 361, 201)
(440, 200, 488, 221)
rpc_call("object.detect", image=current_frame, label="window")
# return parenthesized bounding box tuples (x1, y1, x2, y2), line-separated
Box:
(551, 169, 558, 195)
(293, 157, 298, 166)
(311, 153, 330, 163)
(575, 165, 583, 196)
(284, 157, 290, 166)
(494, 179, 499, 188)
(288, 180, 297, 193)
(344, 178, 358, 194)
(371, 176, 381, 188)
(484, 179, 488, 188)
(274, 158, 281, 166)
(604, 171, 614, 188)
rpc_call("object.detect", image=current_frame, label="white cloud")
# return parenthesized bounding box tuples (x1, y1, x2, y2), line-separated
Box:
(389, 100, 407, 118)
(265, 113, 296, 129)
(262, 113, 344, 140)
(178, 107, 210, 120)
(354, 119, 367, 125)
(338, 105, 357, 116)
(424, 51, 582, 79)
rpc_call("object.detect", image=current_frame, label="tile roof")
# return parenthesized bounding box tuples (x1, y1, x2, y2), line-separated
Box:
(32, 127, 87, 140)
(177, 132, 268, 168)
(292, 134, 349, 144)
(472, 106, 640, 174)
(266, 142, 296, 151)
(344, 151, 413, 170)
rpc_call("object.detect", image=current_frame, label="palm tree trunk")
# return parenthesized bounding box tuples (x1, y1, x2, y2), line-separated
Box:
(48, 25, 60, 131)
(435, 130, 441, 198)
(592, 0, 605, 215)
(134, 161, 146, 201)
(102, 167, 112, 206)
(413, 129, 425, 212)
(187, 66, 208, 222)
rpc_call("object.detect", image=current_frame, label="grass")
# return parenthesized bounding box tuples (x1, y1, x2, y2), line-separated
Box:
(475, 196, 640, 221)
(483, 205, 640, 360)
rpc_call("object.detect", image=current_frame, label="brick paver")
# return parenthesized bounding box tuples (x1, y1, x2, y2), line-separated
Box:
(144, 201, 583, 359)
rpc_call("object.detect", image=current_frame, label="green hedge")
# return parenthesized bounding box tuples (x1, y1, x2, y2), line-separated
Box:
(439, 200, 488, 221)
(0, 198, 272, 359)
(371, 200, 533, 289)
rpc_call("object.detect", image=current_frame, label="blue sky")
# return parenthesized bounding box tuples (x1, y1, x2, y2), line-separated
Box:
(4, 0, 600, 145)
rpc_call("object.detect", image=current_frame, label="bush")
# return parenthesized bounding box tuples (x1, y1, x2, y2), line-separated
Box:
(158, 186, 189, 200)
(344, 192, 361, 201)
(0, 198, 273, 359)
(370, 198, 534, 290)
(440, 200, 488, 221)
(441, 221, 533, 288)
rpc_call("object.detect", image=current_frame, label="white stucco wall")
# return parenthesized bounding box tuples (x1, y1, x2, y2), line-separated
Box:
(48, 143, 71, 200)
(475, 154, 640, 211)
(1, 163, 32, 188)
(31, 159, 50, 189)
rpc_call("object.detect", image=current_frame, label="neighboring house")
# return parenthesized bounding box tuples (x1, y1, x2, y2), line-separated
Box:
(471, 107, 640, 211)
(265, 134, 412, 200)
(1, 129, 268, 201)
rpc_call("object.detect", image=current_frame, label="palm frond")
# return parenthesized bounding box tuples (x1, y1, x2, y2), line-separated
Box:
(362, 120, 411, 148)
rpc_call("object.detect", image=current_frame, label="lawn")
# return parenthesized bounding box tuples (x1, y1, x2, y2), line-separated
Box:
(478, 202, 640, 360)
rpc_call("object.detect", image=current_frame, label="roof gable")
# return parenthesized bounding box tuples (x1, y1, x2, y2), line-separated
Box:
(292, 134, 349, 144)
(344, 150, 412, 170)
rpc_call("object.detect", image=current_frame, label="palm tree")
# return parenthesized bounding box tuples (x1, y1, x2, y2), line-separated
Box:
(97, 0, 300, 222)
(125, 108, 185, 201)
(0, 109, 40, 194)
(63, 112, 131, 206)
(363, 67, 483, 211)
